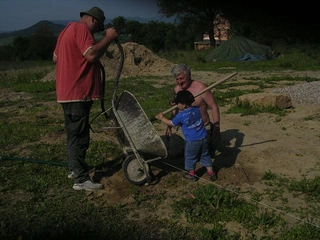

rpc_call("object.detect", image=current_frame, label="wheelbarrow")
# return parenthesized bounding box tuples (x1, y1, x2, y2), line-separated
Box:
(110, 90, 168, 185)
(91, 38, 167, 186)
(91, 88, 168, 186)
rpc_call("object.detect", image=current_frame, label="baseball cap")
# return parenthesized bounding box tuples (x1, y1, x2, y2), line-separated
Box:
(174, 90, 195, 105)
(80, 6, 105, 31)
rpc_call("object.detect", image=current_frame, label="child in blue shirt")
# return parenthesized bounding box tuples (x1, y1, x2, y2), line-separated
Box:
(156, 90, 217, 182)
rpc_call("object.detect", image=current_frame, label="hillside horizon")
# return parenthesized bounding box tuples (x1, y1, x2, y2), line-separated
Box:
(0, 16, 175, 46)
(0, 15, 174, 34)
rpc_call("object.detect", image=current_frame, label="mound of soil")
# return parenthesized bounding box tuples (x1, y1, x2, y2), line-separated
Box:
(41, 42, 175, 82)
(102, 42, 175, 79)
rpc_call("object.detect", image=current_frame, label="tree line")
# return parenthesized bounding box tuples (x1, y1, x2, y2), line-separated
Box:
(0, 0, 318, 62)
(0, 17, 206, 62)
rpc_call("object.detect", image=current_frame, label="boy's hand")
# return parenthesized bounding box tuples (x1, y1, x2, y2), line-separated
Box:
(156, 113, 164, 120)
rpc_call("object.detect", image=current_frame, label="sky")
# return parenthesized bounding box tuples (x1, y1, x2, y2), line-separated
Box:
(0, 0, 167, 32)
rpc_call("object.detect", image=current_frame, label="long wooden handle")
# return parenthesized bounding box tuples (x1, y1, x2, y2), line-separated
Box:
(160, 71, 237, 115)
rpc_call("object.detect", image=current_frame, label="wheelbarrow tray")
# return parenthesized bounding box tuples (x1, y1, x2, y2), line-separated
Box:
(112, 90, 168, 159)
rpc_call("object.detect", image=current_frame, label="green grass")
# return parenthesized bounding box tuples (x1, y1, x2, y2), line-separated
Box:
(1, 45, 320, 239)
(226, 101, 288, 116)
(158, 43, 320, 72)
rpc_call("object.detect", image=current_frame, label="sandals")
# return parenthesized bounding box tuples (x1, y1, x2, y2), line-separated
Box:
(184, 172, 218, 182)
(184, 173, 198, 182)
(209, 173, 217, 181)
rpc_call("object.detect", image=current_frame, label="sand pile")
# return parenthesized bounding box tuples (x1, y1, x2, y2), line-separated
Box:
(41, 42, 175, 82)
(101, 42, 175, 79)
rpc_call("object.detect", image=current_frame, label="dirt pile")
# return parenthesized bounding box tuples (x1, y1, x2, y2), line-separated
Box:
(41, 42, 175, 82)
(102, 42, 175, 79)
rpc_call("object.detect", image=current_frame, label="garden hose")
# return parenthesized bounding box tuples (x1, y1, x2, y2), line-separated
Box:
(100, 28, 124, 120)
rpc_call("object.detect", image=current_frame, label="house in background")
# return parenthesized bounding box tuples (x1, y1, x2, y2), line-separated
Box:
(194, 14, 230, 50)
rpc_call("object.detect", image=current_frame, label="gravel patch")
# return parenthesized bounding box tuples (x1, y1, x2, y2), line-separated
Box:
(273, 81, 320, 105)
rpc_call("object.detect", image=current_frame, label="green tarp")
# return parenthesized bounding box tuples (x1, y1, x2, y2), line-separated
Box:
(205, 36, 273, 62)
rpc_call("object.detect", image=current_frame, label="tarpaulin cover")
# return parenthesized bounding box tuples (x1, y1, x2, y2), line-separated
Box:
(205, 36, 273, 62)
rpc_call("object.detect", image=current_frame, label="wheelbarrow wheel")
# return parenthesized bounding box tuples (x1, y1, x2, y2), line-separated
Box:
(122, 155, 148, 185)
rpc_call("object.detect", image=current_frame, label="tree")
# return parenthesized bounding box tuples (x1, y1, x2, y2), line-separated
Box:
(123, 20, 143, 43)
(28, 25, 56, 60)
(140, 21, 176, 52)
(156, 0, 225, 47)
(111, 16, 127, 34)
(123, 19, 179, 52)
(11, 36, 30, 61)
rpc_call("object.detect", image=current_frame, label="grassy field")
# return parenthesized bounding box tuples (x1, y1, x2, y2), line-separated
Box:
(1, 44, 320, 239)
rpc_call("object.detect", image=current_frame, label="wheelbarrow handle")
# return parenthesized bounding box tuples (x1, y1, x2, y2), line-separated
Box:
(151, 71, 237, 122)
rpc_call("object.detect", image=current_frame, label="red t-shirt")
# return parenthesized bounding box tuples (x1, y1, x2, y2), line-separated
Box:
(54, 22, 102, 102)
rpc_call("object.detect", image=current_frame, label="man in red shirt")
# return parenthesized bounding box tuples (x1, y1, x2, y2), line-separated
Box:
(53, 6, 118, 191)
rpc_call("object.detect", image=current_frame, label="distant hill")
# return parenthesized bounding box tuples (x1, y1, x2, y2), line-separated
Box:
(0, 20, 66, 39)
(0, 20, 65, 47)
(0, 16, 174, 46)
(0, 20, 91, 46)
(50, 16, 170, 26)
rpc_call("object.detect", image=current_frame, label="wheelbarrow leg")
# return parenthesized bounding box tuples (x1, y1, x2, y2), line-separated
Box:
(145, 163, 155, 185)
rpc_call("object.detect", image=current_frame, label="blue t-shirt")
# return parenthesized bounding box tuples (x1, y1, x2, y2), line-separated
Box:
(171, 106, 207, 141)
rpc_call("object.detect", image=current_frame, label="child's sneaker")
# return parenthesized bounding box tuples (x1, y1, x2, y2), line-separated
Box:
(209, 172, 217, 181)
(183, 173, 198, 182)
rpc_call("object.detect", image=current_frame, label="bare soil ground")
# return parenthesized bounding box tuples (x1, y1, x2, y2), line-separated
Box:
(78, 44, 320, 231)
(80, 67, 319, 236)
(4, 42, 320, 234)
(107, 43, 320, 228)
(92, 71, 320, 236)
(93, 70, 320, 211)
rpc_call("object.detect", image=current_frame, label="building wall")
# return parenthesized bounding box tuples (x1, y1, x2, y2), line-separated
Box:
(197, 14, 230, 50)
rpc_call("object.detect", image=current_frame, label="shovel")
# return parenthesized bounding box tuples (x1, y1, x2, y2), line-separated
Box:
(150, 71, 237, 122)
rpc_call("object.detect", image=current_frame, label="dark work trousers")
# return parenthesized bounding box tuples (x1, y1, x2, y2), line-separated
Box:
(205, 122, 220, 158)
(61, 101, 93, 183)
